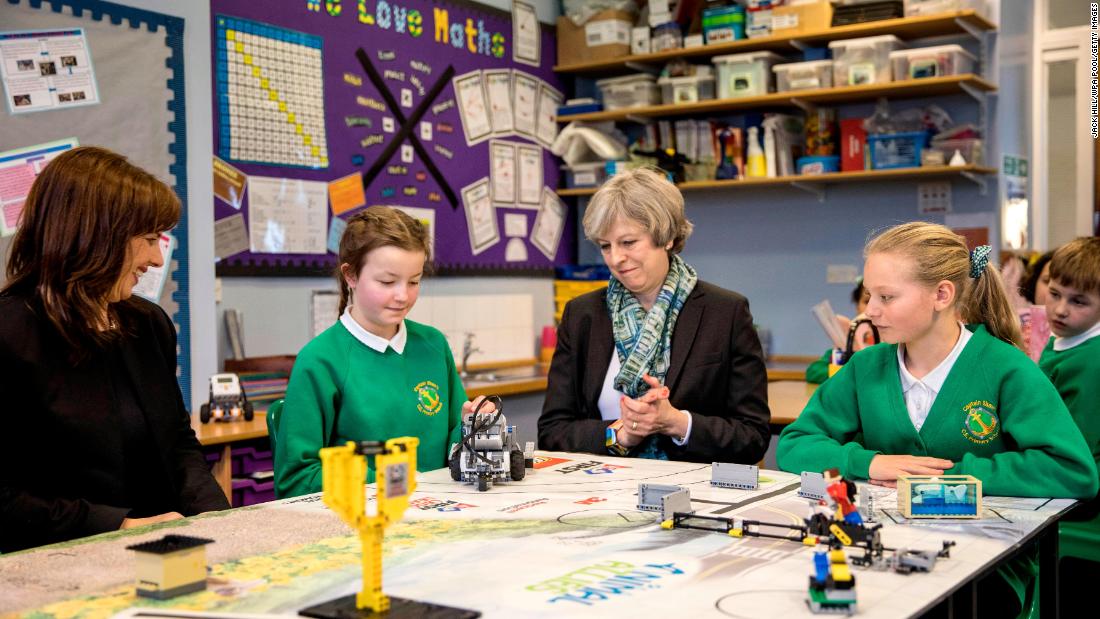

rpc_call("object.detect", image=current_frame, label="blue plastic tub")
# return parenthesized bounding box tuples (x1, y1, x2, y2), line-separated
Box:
(868, 131, 930, 169)
(797, 155, 841, 174)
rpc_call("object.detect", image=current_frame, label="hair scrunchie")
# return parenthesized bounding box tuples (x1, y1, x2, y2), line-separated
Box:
(970, 245, 992, 278)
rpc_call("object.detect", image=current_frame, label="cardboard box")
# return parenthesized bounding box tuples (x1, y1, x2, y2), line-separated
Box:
(770, 0, 833, 35)
(557, 10, 634, 67)
(840, 118, 866, 172)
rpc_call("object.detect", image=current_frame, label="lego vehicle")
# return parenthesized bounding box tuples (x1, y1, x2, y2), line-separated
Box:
(199, 373, 253, 424)
(449, 396, 525, 491)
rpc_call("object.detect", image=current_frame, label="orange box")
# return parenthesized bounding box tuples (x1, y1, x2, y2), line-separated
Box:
(770, 0, 834, 35)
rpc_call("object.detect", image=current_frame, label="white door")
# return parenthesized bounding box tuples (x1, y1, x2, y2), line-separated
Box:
(1031, 3, 1095, 249)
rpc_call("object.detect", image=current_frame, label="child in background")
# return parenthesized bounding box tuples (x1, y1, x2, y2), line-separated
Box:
(1040, 237, 1100, 619)
(805, 279, 873, 384)
(1022, 250, 1055, 305)
(1039, 237, 1100, 507)
(275, 207, 481, 498)
(778, 222, 1097, 616)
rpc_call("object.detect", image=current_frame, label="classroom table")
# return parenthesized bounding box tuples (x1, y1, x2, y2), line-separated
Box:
(192, 411, 271, 502)
(767, 380, 818, 426)
(0, 453, 1072, 618)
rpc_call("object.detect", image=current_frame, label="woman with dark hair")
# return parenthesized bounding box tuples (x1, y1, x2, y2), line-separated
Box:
(0, 147, 228, 553)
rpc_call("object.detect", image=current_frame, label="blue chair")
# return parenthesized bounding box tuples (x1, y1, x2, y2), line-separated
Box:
(266, 398, 284, 453)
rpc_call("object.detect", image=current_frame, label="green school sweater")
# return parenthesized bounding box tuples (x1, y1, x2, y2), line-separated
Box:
(274, 319, 465, 498)
(805, 349, 831, 384)
(777, 325, 1098, 499)
(1040, 334, 1100, 474)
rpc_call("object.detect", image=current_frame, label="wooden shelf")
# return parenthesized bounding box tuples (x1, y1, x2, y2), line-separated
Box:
(556, 165, 997, 197)
(554, 10, 997, 75)
(556, 74, 995, 123)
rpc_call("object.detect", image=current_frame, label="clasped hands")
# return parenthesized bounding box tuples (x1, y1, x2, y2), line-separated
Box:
(615, 374, 688, 449)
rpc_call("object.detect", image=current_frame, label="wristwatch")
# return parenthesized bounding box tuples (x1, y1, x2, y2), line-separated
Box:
(605, 419, 630, 456)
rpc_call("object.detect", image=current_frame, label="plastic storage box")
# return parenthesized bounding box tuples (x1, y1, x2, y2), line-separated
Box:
(929, 138, 983, 165)
(596, 74, 661, 110)
(797, 155, 840, 174)
(231, 478, 275, 507)
(230, 446, 273, 477)
(658, 66, 716, 104)
(713, 51, 785, 99)
(829, 35, 903, 86)
(889, 45, 976, 80)
(904, 0, 984, 17)
(868, 131, 930, 169)
(563, 161, 609, 188)
(774, 60, 834, 92)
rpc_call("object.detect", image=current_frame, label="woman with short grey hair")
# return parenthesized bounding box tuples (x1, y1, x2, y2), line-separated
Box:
(538, 168, 771, 463)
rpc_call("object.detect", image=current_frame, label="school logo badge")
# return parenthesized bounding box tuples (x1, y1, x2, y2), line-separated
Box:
(961, 400, 1000, 445)
(414, 380, 443, 416)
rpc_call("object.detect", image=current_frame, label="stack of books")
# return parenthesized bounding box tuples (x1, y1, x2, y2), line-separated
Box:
(238, 371, 288, 406)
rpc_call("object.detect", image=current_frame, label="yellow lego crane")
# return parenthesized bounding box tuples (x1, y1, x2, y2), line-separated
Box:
(300, 438, 480, 619)
(320, 437, 418, 614)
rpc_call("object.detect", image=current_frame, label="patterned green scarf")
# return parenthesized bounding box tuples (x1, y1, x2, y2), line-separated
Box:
(606, 254, 697, 460)
(607, 254, 698, 398)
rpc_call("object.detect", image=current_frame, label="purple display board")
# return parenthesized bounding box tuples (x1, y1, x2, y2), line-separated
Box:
(211, 0, 571, 276)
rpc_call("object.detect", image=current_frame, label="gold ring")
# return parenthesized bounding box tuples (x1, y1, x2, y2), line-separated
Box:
(631, 421, 638, 431)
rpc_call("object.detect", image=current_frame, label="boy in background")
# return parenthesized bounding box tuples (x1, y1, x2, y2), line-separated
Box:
(1040, 236, 1100, 498)
(1039, 236, 1100, 619)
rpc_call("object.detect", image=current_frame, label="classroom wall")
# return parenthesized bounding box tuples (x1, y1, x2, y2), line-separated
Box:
(573, 2, 1023, 357)
(108, 1, 1027, 396)
(102, 0, 559, 410)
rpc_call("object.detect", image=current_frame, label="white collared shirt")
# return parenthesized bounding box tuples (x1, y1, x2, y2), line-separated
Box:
(897, 323, 972, 432)
(598, 354, 692, 445)
(340, 308, 407, 354)
(1053, 319, 1100, 351)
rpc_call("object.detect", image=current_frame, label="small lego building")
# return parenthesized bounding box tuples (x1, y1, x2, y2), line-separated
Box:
(799, 471, 827, 500)
(897, 475, 982, 519)
(637, 483, 692, 520)
(807, 545, 856, 615)
(126, 534, 213, 599)
(711, 462, 759, 490)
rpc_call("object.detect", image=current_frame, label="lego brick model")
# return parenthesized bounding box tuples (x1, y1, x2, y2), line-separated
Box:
(448, 396, 527, 492)
(638, 483, 692, 519)
(807, 545, 856, 615)
(126, 535, 213, 599)
(711, 462, 759, 490)
(799, 471, 827, 500)
(199, 372, 253, 423)
(300, 438, 479, 619)
(897, 475, 982, 519)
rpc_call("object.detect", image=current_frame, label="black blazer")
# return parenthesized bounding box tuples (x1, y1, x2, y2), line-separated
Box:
(538, 281, 771, 464)
(0, 291, 228, 553)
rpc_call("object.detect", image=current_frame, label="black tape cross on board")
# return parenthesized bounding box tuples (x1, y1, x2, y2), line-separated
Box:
(356, 48, 458, 209)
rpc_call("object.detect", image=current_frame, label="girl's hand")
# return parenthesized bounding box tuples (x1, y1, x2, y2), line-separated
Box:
(461, 395, 498, 418)
(868, 454, 954, 481)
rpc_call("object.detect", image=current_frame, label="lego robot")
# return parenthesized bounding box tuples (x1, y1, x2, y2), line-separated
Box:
(199, 372, 253, 423)
(448, 396, 526, 491)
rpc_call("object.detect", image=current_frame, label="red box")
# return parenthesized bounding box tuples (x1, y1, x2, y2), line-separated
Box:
(840, 118, 866, 172)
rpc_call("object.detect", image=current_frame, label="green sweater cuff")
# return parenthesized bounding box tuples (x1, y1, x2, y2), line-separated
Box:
(846, 447, 879, 480)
